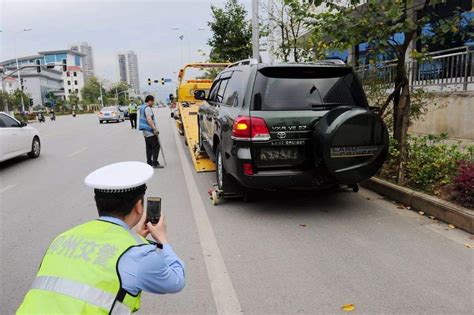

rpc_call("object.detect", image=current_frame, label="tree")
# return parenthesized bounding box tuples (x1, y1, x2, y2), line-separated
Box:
(0, 91, 9, 112)
(288, 0, 461, 184)
(106, 82, 129, 105)
(262, 0, 313, 62)
(68, 94, 80, 109)
(8, 90, 30, 112)
(81, 76, 107, 105)
(45, 91, 57, 108)
(208, 0, 252, 62)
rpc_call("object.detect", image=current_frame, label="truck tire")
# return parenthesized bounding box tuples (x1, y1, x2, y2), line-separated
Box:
(312, 106, 389, 185)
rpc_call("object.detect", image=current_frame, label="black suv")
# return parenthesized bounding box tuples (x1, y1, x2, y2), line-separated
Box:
(195, 59, 388, 193)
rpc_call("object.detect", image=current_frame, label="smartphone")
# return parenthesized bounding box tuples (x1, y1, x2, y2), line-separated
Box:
(146, 197, 161, 225)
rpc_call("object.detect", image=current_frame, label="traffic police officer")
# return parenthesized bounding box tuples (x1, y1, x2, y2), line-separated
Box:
(128, 100, 138, 129)
(17, 161, 185, 314)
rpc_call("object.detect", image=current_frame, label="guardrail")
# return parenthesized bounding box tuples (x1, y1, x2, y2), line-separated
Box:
(355, 46, 474, 91)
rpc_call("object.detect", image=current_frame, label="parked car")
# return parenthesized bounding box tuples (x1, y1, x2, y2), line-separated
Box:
(0, 112, 41, 162)
(196, 59, 389, 193)
(98, 106, 125, 123)
(119, 105, 130, 119)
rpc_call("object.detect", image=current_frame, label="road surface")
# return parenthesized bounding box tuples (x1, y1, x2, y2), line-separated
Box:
(1, 109, 472, 314)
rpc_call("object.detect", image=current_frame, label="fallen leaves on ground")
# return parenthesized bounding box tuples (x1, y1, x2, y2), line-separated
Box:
(429, 216, 436, 220)
(341, 304, 355, 312)
(448, 224, 456, 229)
(366, 197, 371, 200)
(418, 211, 425, 215)
(397, 205, 405, 209)
(299, 224, 307, 227)
(464, 244, 474, 249)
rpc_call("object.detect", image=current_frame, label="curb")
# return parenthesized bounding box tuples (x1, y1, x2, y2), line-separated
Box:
(360, 178, 474, 234)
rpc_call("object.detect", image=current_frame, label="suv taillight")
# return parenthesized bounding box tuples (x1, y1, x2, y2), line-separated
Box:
(232, 116, 270, 141)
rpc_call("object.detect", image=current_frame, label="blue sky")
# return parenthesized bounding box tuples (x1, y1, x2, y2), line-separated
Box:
(1, 0, 252, 99)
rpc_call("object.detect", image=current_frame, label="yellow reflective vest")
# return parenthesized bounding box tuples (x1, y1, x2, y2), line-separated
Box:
(17, 220, 147, 315)
(128, 104, 138, 114)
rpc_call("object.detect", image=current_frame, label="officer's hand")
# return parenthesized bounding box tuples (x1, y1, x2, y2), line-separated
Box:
(134, 216, 149, 238)
(146, 216, 168, 244)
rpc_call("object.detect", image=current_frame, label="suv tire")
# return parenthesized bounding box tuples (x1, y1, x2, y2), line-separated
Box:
(216, 144, 231, 191)
(198, 119, 205, 153)
(313, 106, 388, 185)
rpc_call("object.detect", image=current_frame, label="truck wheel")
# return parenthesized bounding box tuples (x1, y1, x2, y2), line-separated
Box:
(216, 144, 230, 191)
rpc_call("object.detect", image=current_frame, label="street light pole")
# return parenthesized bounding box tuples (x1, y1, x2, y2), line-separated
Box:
(252, 0, 260, 61)
(13, 28, 32, 112)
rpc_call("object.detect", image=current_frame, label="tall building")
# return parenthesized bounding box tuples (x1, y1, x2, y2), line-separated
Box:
(117, 51, 140, 94)
(117, 53, 128, 83)
(71, 42, 95, 81)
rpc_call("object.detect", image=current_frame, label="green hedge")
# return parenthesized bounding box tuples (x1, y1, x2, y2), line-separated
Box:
(379, 134, 474, 206)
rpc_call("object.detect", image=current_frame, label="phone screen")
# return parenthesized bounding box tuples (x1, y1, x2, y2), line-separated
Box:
(146, 197, 161, 225)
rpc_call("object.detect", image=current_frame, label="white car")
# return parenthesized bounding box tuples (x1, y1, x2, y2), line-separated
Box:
(0, 112, 41, 162)
(99, 106, 125, 123)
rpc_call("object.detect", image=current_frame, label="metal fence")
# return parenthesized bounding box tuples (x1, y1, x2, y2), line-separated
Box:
(354, 46, 474, 91)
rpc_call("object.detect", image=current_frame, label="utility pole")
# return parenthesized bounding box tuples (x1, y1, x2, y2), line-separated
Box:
(13, 28, 32, 112)
(99, 81, 104, 107)
(252, 0, 260, 61)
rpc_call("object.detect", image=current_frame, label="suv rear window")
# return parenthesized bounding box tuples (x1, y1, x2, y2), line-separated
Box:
(253, 66, 367, 111)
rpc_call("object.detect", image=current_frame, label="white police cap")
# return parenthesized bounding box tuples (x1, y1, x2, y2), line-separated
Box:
(85, 161, 153, 193)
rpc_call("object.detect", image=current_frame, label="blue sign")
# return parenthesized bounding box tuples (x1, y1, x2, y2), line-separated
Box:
(164, 79, 172, 83)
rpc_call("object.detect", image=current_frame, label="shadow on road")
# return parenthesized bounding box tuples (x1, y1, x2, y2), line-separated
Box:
(213, 187, 358, 217)
(0, 155, 33, 171)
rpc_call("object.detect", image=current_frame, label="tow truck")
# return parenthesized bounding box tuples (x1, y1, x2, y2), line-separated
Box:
(174, 63, 229, 173)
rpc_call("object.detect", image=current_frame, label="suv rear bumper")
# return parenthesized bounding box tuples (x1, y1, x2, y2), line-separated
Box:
(233, 168, 336, 190)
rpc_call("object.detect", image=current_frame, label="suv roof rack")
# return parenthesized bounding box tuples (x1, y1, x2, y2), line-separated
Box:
(227, 59, 258, 68)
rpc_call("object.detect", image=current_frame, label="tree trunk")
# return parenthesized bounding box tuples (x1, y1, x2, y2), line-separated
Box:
(392, 31, 415, 185)
(394, 80, 411, 185)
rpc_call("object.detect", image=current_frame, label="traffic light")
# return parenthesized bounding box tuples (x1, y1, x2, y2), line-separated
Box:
(62, 59, 67, 72)
(36, 59, 41, 73)
(148, 78, 151, 86)
(154, 80, 159, 83)
(161, 78, 165, 85)
(29, 99, 34, 106)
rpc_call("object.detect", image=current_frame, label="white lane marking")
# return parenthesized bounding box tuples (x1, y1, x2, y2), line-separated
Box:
(0, 184, 17, 193)
(108, 125, 128, 136)
(173, 125, 242, 314)
(68, 147, 88, 158)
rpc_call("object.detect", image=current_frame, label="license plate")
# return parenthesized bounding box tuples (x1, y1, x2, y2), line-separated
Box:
(104, 113, 110, 116)
(260, 147, 299, 161)
(270, 140, 305, 146)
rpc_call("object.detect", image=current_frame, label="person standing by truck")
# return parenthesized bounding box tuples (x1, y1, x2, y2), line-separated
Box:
(128, 99, 138, 129)
(139, 95, 163, 168)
